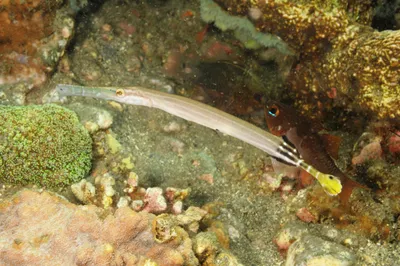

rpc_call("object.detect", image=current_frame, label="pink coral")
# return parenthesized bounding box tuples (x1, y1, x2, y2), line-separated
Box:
(198, 173, 214, 185)
(142, 187, 168, 213)
(352, 141, 382, 165)
(296, 208, 316, 223)
(0, 190, 198, 266)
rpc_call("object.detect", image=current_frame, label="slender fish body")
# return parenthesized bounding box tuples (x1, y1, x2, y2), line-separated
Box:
(56, 85, 292, 162)
(56, 84, 342, 195)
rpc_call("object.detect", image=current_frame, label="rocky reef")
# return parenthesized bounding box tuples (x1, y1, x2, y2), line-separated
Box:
(0, 0, 399, 265)
(0, 190, 213, 265)
(0, 99, 242, 265)
(207, 0, 400, 119)
(0, 0, 78, 103)
(0, 120, 243, 265)
(200, 0, 293, 54)
(0, 104, 92, 188)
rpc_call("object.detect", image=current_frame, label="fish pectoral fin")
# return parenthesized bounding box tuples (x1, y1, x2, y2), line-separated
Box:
(317, 174, 343, 196)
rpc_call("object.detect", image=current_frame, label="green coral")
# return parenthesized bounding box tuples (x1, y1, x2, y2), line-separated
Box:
(0, 104, 92, 188)
(200, 0, 294, 55)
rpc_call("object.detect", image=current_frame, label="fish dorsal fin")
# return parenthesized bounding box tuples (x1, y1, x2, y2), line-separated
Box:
(320, 134, 341, 160)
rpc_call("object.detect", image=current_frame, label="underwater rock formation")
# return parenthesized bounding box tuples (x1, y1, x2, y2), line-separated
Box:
(200, 0, 293, 54)
(0, 0, 64, 55)
(0, 0, 77, 99)
(286, 235, 355, 266)
(0, 190, 240, 266)
(0, 104, 92, 188)
(206, 0, 400, 119)
(0, 190, 198, 265)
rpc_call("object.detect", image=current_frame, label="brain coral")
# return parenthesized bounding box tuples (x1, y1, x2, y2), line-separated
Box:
(0, 104, 92, 188)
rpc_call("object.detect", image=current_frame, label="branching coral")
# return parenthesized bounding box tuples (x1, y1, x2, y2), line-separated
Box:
(208, 0, 400, 119)
(0, 104, 92, 188)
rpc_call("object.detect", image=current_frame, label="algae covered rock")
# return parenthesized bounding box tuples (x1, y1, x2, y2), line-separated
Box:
(200, 0, 293, 54)
(0, 104, 92, 188)
(286, 235, 356, 266)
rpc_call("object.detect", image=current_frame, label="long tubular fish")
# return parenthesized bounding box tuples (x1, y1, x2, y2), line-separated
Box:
(55, 84, 342, 195)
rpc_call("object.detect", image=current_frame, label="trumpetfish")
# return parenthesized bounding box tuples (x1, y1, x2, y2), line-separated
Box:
(54, 84, 342, 196)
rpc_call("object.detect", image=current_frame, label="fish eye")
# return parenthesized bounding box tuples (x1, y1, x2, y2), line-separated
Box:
(268, 105, 280, 117)
(329, 176, 333, 180)
(116, 89, 125, 97)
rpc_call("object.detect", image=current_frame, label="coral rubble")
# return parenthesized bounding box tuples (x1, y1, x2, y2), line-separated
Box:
(0, 104, 92, 188)
(207, 0, 400, 119)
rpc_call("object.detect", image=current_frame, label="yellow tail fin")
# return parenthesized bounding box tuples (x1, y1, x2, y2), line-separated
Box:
(298, 161, 342, 196)
(315, 173, 342, 196)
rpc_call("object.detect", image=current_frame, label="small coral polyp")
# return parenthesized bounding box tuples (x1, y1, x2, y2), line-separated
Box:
(0, 104, 92, 189)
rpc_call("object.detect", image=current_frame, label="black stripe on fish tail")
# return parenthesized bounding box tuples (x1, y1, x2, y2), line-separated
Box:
(279, 137, 300, 158)
(280, 140, 301, 158)
(272, 142, 301, 167)
(271, 155, 297, 166)
(282, 135, 296, 150)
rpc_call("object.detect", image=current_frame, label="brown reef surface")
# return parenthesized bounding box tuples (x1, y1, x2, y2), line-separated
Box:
(0, 0, 74, 93)
(214, 0, 400, 119)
